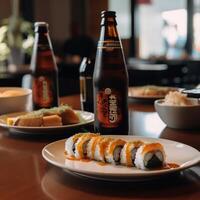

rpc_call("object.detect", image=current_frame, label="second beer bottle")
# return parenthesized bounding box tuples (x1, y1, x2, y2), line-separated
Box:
(93, 11, 129, 135)
(31, 22, 59, 110)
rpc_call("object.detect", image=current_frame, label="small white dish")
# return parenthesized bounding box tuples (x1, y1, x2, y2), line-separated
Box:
(0, 87, 32, 115)
(42, 135, 200, 181)
(0, 110, 94, 134)
(155, 99, 200, 129)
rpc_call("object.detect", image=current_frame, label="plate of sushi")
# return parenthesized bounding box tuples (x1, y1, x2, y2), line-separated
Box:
(42, 133, 200, 181)
(0, 105, 94, 134)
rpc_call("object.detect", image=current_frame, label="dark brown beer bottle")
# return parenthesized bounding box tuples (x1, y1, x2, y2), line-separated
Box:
(79, 57, 94, 112)
(93, 11, 129, 135)
(31, 22, 59, 110)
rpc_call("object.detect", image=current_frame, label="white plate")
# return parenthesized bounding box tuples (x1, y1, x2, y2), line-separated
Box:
(42, 135, 200, 181)
(128, 86, 178, 102)
(0, 110, 94, 134)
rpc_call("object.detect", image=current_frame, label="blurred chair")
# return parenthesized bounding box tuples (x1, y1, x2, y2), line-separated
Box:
(128, 60, 168, 86)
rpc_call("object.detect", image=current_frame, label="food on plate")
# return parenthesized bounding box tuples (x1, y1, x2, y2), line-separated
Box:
(65, 133, 85, 157)
(65, 133, 167, 170)
(0, 90, 25, 97)
(75, 133, 97, 159)
(15, 114, 43, 127)
(6, 105, 80, 127)
(134, 143, 166, 170)
(129, 85, 177, 97)
(120, 141, 144, 167)
(105, 139, 126, 164)
(163, 91, 195, 106)
(43, 115, 62, 127)
(93, 137, 114, 162)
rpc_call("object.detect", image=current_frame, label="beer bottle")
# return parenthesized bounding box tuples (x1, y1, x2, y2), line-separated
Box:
(79, 57, 94, 112)
(31, 22, 59, 110)
(93, 11, 129, 135)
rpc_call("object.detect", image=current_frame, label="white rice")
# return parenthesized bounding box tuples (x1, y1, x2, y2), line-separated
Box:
(87, 136, 101, 159)
(120, 142, 141, 167)
(65, 136, 76, 157)
(105, 139, 125, 164)
(94, 138, 112, 162)
(134, 145, 146, 170)
(74, 133, 97, 159)
(163, 91, 194, 106)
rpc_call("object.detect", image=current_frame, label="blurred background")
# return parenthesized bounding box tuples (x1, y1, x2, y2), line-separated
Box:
(1, 0, 200, 95)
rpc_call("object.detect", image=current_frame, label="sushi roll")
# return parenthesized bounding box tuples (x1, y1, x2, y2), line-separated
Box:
(105, 139, 126, 165)
(134, 143, 166, 170)
(93, 137, 113, 162)
(65, 133, 84, 157)
(120, 141, 144, 167)
(74, 133, 98, 159)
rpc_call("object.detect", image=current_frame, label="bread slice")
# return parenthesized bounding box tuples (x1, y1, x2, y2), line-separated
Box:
(43, 115, 62, 126)
(15, 115, 43, 127)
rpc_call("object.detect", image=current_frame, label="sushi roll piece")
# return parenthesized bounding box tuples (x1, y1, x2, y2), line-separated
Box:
(134, 143, 166, 170)
(120, 141, 144, 167)
(74, 133, 98, 159)
(105, 139, 126, 165)
(94, 137, 113, 162)
(65, 133, 84, 157)
(87, 136, 102, 160)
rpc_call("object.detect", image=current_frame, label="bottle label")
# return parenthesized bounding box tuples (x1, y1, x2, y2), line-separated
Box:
(96, 88, 122, 128)
(98, 40, 121, 49)
(33, 76, 54, 107)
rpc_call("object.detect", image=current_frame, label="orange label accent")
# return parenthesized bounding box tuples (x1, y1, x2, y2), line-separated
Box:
(33, 76, 53, 107)
(96, 88, 122, 128)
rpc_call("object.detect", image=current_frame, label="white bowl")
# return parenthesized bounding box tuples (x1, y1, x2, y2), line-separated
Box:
(154, 99, 200, 129)
(0, 87, 32, 115)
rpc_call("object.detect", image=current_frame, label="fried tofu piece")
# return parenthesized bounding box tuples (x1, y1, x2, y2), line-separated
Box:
(15, 116, 43, 127)
(42, 115, 62, 126)
(60, 109, 80, 125)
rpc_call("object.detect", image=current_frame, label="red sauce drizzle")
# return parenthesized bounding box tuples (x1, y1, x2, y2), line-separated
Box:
(66, 156, 79, 161)
(153, 163, 180, 170)
(80, 158, 91, 162)
(65, 156, 91, 162)
(97, 162, 107, 166)
(64, 152, 180, 170)
(165, 163, 180, 169)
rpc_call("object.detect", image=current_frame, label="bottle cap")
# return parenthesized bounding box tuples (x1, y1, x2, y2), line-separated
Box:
(34, 22, 49, 33)
(101, 11, 116, 18)
(100, 11, 117, 26)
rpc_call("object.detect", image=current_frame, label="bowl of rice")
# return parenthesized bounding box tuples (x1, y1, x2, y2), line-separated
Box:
(0, 87, 32, 115)
(154, 91, 200, 129)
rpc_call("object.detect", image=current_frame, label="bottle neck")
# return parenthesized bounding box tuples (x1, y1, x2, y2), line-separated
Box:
(98, 20, 122, 50)
(31, 30, 56, 72)
(34, 31, 53, 50)
(99, 19, 119, 41)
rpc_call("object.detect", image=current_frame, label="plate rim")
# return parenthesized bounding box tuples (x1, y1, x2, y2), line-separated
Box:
(42, 135, 200, 179)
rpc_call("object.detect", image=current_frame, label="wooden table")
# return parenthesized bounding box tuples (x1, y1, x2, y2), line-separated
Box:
(0, 95, 199, 200)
